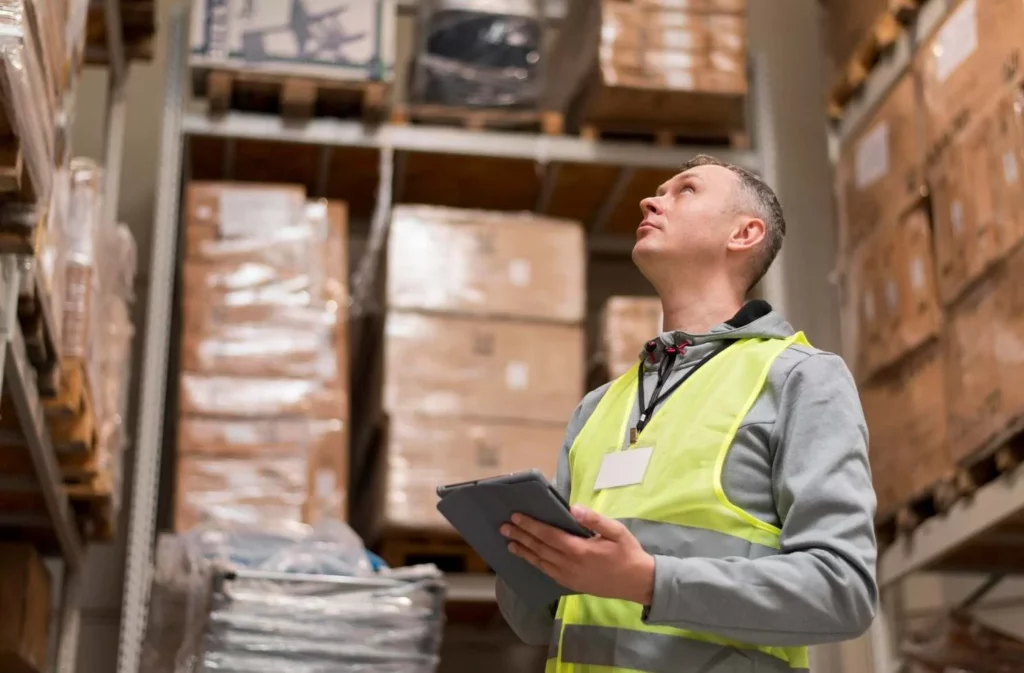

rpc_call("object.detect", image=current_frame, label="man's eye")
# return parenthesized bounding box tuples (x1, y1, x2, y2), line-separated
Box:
(680, 186, 694, 194)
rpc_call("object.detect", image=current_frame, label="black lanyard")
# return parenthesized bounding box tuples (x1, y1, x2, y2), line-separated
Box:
(631, 340, 737, 443)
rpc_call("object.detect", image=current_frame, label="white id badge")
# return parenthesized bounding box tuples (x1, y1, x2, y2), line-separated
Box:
(593, 447, 654, 491)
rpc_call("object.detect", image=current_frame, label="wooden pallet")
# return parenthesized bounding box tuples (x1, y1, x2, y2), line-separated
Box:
(876, 418, 1024, 548)
(193, 68, 390, 122)
(579, 124, 751, 149)
(391, 104, 564, 135)
(42, 360, 97, 454)
(377, 528, 490, 574)
(828, 0, 924, 119)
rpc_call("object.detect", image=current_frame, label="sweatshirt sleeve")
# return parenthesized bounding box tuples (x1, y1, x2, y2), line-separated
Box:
(641, 352, 879, 646)
(495, 384, 610, 646)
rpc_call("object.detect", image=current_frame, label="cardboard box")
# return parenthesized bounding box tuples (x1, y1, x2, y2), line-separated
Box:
(945, 273, 1002, 463)
(860, 342, 949, 513)
(601, 296, 663, 379)
(185, 182, 307, 249)
(189, 0, 396, 83)
(179, 373, 347, 420)
(994, 244, 1024, 435)
(836, 74, 924, 251)
(843, 224, 891, 381)
(381, 414, 564, 531)
(175, 417, 347, 531)
(386, 206, 586, 324)
(887, 208, 943, 367)
(917, 0, 1024, 152)
(0, 544, 51, 673)
(383, 311, 584, 424)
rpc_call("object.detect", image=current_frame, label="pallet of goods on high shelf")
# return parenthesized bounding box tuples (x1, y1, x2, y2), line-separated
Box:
(140, 524, 445, 673)
(354, 205, 585, 573)
(399, 0, 564, 135)
(819, 0, 924, 117)
(188, 0, 396, 121)
(0, 543, 51, 673)
(174, 182, 349, 535)
(547, 0, 749, 147)
(837, 0, 1024, 549)
(0, 158, 138, 542)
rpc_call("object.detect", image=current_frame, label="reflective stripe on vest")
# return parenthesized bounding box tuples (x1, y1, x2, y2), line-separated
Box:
(547, 335, 811, 672)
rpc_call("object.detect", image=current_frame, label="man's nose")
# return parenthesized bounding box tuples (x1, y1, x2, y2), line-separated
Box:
(640, 196, 662, 216)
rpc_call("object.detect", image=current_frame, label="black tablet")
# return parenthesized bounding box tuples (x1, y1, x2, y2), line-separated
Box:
(436, 469, 593, 607)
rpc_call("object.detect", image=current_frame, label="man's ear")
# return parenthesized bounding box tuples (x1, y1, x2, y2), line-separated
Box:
(726, 217, 766, 253)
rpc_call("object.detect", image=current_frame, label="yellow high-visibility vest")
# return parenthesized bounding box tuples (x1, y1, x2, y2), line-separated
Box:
(546, 334, 811, 673)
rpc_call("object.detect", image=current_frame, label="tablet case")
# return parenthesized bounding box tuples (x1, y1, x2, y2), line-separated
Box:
(436, 477, 586, 608)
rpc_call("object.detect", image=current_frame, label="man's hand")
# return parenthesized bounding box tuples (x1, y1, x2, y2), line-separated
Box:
(500, 505, 655, 605)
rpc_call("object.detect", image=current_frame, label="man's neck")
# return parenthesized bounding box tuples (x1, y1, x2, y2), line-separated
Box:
(659, 292, 745, 335)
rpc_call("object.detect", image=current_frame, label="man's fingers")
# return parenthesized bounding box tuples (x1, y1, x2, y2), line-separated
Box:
(501, 523, 565, 563)
(510, 513, 575, 550)
(571, 505, 626, 540)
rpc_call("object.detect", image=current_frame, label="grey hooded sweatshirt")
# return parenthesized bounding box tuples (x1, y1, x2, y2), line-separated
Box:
(496, 300, 878, 671)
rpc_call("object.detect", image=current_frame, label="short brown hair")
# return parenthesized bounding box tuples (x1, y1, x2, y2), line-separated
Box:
(680, 154, 785, 292)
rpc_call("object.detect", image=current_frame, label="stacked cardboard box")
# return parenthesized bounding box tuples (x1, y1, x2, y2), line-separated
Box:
(175, 183, 349, 532)
(0, 544, 50, 673)
(380, 205, 585, 532)
(600, 296, 663, 380)
(599, 0, 747, 95)
(837, 0, 1024, 516)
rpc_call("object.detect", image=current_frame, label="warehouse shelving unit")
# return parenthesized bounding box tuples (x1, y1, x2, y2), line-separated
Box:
(116, 5, 780, 673)
(826, 0, 1024, 670)
(0, 1, 135, 672)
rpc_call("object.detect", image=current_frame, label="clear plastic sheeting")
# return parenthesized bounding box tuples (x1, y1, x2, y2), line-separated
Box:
(141, 524, 445, 673)
(412, 0, 545, 108)
(0, 0, 56, 205)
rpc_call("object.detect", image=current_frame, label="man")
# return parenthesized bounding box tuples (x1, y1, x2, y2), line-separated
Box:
(495, 155, 878, 672)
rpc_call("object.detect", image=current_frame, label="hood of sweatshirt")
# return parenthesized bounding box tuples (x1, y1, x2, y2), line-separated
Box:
(638, 299, 798, 369)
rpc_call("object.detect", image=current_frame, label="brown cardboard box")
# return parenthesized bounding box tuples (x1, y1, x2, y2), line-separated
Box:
(179, 373, 347, 420)
(917, 0, 1024, 151)
(888, 208, 943, 366)
(386, 206, 586, 324)
(382, 414, 564, 531)
(945, 273, 1002, 463)
(601, 296, 663, 379)
(995, 245, 1024, 434)
(184, 182, 307, 253)
(929, 140, 976, 304)
(844, 225, 889, 381)
(383, 311, 584, 425)
(175, 417, 347, 531)
(0, 544, 50, 673)
(860, 342, 949, 513)
(990, 88, 1024, 253)
(837, 74, 924, 252)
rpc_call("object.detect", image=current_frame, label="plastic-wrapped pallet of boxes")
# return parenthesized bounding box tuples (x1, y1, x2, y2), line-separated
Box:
(598, 0, 747, 94)
(175, 183, 350, 533)
(410, 0, 546, 108)
(189, 0, 396, 83)
(379, 205, 585, 533)
(600, 296, 663, 380)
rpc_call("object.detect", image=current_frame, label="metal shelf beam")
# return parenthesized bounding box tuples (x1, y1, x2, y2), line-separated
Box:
(878, 464, 1024, 588)
(0, 256, 83, 570)
(182, 108, 761, 172)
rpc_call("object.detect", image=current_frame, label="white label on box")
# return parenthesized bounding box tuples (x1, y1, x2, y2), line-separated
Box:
(315, 468, 337, 499)
(934, 0, 978, 83)
(506, 361, 529, 391)
(1004, 151, 1019, 185)
(661, 29, 696, 51)
(886, 280, 899, 312)
(649, 50, 696, 70)
(223, 423, 260, 445)
(218, 189, 295, 238)
(666, 71, 695, 90)
(864, 293, 876, 321)
(951, 201, 964, 234)
(508, 259, 531, 287)
(855, 122, 890, 189)
(910, 256, 926, 291)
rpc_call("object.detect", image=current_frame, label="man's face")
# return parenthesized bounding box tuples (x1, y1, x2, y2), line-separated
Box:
(632, 164, 751, 275)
